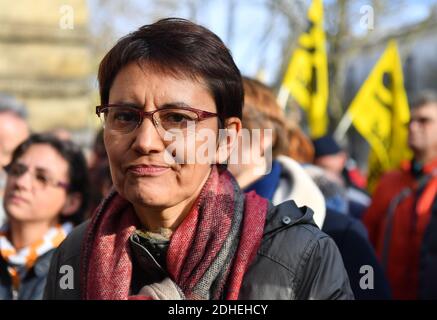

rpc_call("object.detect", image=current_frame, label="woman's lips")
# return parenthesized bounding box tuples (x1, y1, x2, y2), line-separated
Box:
(127, 165, 171, 177)
(7, 194, 29, 205)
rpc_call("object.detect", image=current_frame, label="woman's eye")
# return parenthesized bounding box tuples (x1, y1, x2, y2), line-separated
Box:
(163, 113, 191, 123)
(36, 174, 49, 184)
(113, 111, 138, 122)
(9, 164, 26, 176)
(11, 166, 21, 175)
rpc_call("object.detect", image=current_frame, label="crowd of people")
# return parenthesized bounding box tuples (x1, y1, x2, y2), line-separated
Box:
(0, 18, 436, 300)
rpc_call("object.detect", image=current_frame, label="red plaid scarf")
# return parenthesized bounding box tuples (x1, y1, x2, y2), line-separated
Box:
(81, 166, 268, 300)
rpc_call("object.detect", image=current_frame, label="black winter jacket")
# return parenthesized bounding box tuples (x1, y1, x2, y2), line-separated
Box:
(43, 200, 354, 300)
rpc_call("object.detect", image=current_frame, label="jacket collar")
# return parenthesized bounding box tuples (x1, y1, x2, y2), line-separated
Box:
(244, 161, 282, 200)
(401, 157, 437, 175)
(33, 250, 55, 278)
(129, 233, 168, 281)
(0, 242, 54, 279)
(263, 200, 317, 238)
(274, 156, 326, 228)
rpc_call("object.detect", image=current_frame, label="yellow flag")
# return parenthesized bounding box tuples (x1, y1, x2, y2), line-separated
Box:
(347, 40, 412, 192)
(282, 0, 328, 138)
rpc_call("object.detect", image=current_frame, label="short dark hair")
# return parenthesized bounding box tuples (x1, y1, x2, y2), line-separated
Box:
(98, 18, 243, 122)
(9, 133, 90, 226)
(409, 90, 437, 110)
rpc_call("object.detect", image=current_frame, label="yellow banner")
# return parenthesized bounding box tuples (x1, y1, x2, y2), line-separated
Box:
(347, 40, 412, 192)
(282, 0, 328, 138)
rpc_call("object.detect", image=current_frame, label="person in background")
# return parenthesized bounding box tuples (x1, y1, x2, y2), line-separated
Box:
(0, 94, 30, 224)
(304, 165, 350, 215)
(228, 77, 391, 299)
(87, 129, 112, 218)
(0, 133, 89, 299)
(420, 195, 437, 299)
(227, 77, 327, 229)
(304, 165, 391, 299)
(313, 135, 367, 189)
(285, 119, 315, 164)
(364, 90, 437, 299)
(312, 135, 370, 219)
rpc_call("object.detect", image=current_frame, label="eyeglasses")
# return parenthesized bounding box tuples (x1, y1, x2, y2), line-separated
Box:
(4, 162, 69, 190)
(96, 104, 218, 137)
(409, 117, 435, 127)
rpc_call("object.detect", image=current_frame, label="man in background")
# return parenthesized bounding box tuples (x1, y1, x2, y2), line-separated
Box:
(0, 94, 30, 223)
(364, 90, 437, 299)
(312, 135, 370, 219)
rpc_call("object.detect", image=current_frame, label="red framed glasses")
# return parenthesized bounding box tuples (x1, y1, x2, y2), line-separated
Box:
(96, 104, 218, 136)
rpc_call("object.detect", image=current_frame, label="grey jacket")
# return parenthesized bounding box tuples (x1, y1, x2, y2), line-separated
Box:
(43, 200, 354, 300)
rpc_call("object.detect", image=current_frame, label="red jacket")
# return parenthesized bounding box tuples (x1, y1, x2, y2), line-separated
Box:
(363, 158, 437, 299)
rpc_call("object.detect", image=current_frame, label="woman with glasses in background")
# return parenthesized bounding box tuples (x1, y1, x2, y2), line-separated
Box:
(44, 18, 352, 300)
(0, 134, 89, 299)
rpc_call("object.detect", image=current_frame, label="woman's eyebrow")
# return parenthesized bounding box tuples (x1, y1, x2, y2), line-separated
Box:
(112, 102, 143, 109)
(159, 102, 192, 109)
(112, 102, 193, 110)
(34, 167, 52, 175)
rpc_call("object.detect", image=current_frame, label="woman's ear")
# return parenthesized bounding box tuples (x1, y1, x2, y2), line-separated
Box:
(215, 117, 242, 164)
(60, 192, 83, 217)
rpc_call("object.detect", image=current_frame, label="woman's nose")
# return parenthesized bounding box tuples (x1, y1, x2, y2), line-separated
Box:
(131, 117, 165, 155)
(10, 170, 33, 190)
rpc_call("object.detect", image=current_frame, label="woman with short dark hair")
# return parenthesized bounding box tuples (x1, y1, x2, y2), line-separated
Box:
(0, 133, 89, 299)
(44, 18, 353, 300)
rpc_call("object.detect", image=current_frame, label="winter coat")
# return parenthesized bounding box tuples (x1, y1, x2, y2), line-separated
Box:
(363, 158, 437, 299)
(43, 200, 354, 300)
(265, 156, 390, 299)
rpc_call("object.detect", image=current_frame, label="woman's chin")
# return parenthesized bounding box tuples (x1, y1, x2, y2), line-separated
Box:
(4, 205, 25, 220)
(126, 189, 170, 208)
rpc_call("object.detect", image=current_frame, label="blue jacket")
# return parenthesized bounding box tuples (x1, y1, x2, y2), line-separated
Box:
(0, 250, 54, 300)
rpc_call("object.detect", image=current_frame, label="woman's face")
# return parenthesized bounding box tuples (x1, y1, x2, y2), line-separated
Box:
(3, 144, 70, 224)
(104, 62, 223, 217)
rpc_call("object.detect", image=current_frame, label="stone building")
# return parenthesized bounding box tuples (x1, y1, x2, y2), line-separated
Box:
(0, 0, 95, 146)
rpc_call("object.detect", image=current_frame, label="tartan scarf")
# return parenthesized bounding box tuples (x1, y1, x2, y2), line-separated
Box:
(81, 165, 268, 300)
(0, 222, 73, 291)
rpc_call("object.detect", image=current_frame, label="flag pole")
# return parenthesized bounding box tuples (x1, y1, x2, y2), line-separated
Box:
(277, 85, 290, 110)
(333, 111, 353, 142)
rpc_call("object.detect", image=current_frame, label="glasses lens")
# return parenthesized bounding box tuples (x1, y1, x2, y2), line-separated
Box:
(6, 163, 27, 177)
(104, 107, 140, 133)
(34, 171, 50, 188)
(156, 109, 198, 131)
(6, 162, 66, 189)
